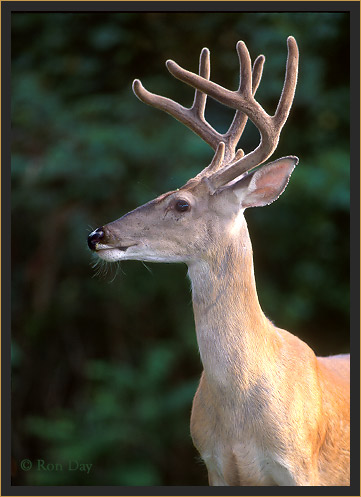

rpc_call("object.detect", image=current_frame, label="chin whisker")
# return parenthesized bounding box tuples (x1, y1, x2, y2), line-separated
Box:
(90, 255, 125, 282)
(91, 257, 110, 280)
(141, 261, 153, 274)
(108, 261, 125, 283)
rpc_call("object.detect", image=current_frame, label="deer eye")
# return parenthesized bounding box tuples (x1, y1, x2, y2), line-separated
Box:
(175, 199, 190, 212)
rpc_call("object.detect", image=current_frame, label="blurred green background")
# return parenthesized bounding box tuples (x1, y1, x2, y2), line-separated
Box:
(11, 12, 349, 486)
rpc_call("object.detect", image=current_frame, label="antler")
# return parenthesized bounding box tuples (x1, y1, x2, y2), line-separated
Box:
(133, 45, 265, 166)
(133, 37, 298, 191)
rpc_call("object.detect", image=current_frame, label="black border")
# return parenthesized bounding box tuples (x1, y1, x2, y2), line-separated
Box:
(2, 0, 361, 12)
(348, 2, 361, 495)
(2, 2, 360, 497)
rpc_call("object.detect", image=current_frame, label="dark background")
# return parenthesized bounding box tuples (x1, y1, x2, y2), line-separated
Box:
(11, 11, 350, 486)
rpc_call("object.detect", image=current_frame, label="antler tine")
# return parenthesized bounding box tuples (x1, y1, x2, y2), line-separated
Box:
(132, 49, 222, 151)
(203, 51, 265, 175)
(252, 53, 266, 94)
(222, 53, 265, 163)
(192, 48, 210, 119)
(274, 36, 299, 127)
(238, 40, 253, 96)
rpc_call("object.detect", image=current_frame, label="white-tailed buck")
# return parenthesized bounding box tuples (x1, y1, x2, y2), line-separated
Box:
(88, 37, 350, 486)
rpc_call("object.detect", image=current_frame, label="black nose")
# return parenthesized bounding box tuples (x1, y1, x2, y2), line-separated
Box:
(88, 228, 105, 251)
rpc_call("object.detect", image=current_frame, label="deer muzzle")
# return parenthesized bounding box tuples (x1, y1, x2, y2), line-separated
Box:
(88, 226, 139, 259)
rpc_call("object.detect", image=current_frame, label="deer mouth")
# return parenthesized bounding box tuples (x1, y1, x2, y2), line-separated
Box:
(94, 242, 139, 262)
(95, 242, 138, 253)
(114, 243, 139, 252)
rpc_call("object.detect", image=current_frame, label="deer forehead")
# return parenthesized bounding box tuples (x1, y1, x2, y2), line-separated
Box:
(151, 182, 207, 209)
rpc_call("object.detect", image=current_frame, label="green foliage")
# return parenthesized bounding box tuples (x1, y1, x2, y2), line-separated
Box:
(11, 12, 349, 486)
(24, 349, 198, 485)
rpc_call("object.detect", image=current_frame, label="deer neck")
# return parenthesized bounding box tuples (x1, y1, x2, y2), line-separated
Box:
(187, 215, 278, 391)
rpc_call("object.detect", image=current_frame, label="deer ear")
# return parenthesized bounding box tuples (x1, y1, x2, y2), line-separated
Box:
(232, 156, 298, 208)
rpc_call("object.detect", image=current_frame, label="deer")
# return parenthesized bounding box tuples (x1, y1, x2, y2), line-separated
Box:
(87, 37, 350, 486)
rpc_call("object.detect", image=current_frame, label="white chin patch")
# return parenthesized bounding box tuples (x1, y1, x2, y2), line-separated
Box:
(96, 248, 127, 262)
(96, 248, 184, 264)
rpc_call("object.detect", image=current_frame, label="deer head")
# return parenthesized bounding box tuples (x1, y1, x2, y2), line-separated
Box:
(88, 37, 299, 265)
